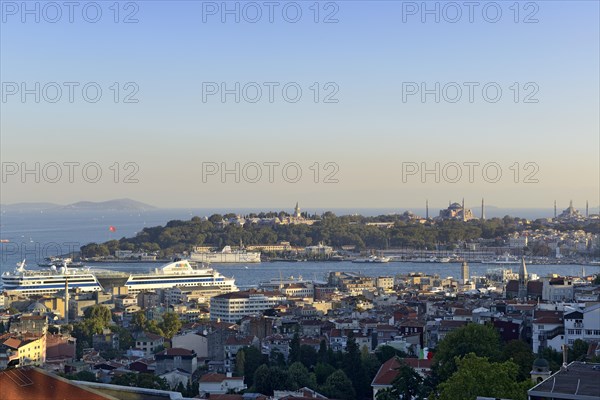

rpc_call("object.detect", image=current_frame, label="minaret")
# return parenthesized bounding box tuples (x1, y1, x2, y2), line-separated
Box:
(64, 277, 69, 325)
(461, 261, 469, 284)
(569, 200, 574, 216)
(462, 198, 466, 222)
(481, 198, 485, 220)
(518, 257, 528, 299)
(426, 200, 429, 220)
(554, 201, 557, 218)
(294, 202, 301, 218)
(586, 201, 589, 218)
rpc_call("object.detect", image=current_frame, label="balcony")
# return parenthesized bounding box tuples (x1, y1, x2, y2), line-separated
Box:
(538, 326, 564, 341)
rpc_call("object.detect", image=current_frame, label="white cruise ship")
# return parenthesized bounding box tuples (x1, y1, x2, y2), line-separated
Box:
(124, 259, 238, 295)
(2, 260, 103, 295)
(190, 246, 261, 263)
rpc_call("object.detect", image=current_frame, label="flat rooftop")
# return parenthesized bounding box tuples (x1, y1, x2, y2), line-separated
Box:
(528, 361, 600, 400)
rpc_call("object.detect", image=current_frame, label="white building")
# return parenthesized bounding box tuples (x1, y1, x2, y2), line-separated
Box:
(210, 290, 287, 323)
(134, 332, 165, 356)
(199, 372, 246, 395)
(564, 304, 600, 346)
(171, 331, 208, 358)
(376, 277, 394, 291)
(532, 314, 564, 353)
(509, 236, 528, 248)
(280, 283, 314, 299)
(304, 243, 333, 256)
(542, 277, 575, 301)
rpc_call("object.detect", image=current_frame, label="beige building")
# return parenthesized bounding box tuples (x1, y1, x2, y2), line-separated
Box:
(3, 334, 47, 366)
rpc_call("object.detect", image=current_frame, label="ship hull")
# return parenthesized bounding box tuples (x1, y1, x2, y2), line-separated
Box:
(190, 253, 261, 263)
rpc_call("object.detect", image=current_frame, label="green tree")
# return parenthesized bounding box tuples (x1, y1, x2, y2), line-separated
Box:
(289, 332, 301, 364)
(314, 362, 336, 385)
(145, 320, 165, 337)
(253, 365, 289, 395)
(131, 311, 147, 332)
(112, 373, 169, 390)
(381, 361, 423, 400)
(433, 323, 502, 382)
(287, 362, 315, 390)
(84, 304, 112, 326)
(437, 354, 530, 400)
(344, 332, 369, 400)
(502, 340, 535, 381)
(571, 339, 589, 361)
(538, 347, 563, 372)
(317, 339, 328, 364)
(65, 370, 97, 382)
(321, 369, 356, 400)
(242, 346, 266, 387)
(185, 379, 196, 397)
(299, 344, 318, 369)
(270, 348, 286, 368)
(375, 345, 408, 363)
(235, 348, 245, 377)
(159, 312, 182, 339)
(110, 325, 134, 351)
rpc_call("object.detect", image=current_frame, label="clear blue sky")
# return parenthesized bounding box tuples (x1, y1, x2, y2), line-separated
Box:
(1, 1, 598, 209)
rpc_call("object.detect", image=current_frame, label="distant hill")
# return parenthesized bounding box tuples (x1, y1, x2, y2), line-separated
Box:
(0, 202, 60, 212)
(2, 198, 156, 212)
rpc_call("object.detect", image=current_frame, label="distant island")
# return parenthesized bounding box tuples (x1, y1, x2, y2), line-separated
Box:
(79, 202, 599, 261)
(1, 198, 156, 212)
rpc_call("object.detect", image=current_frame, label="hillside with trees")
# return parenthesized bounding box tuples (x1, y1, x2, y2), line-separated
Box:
(80, 212, 539, 258)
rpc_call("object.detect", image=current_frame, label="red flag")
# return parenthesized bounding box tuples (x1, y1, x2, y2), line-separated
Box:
(109, 226, 116, 232)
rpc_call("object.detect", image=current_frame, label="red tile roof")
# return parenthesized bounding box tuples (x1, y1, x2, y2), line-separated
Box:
(199, 372, 244, 383)
(0, 367, 114, 400)
(400, 358, 433, 369)
(158, 348, 195, 356)
(372, 357, 432, 387)
(3, 338, 22, 349)
(372, 357, 401, 386)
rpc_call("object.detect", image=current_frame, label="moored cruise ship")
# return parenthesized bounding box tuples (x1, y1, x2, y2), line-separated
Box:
(2, 260, 103, 295)
(124, 259, 238, 295)
(190, 246, 261, 263)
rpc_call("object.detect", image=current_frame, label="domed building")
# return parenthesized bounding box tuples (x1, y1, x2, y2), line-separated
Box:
(530, 357, 551, 384)
(27, 301, 48, 315)
(437, 199, 474, 221)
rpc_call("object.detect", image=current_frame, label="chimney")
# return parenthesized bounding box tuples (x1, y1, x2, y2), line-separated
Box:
(561, 344, 568, 370)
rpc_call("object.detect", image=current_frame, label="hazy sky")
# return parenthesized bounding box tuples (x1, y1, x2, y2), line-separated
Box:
(1, 1, 598, 209)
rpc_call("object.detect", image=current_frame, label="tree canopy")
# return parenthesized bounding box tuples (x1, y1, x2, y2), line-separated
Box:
(437, 353, 530, 400)
(433, 323, 502, 382)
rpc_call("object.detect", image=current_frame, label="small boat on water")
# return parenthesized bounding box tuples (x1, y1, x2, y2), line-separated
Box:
(352, 255, 391, 263)
(487, 253, 520, 265)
